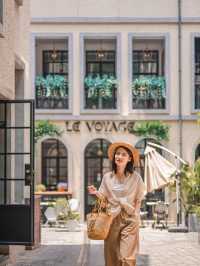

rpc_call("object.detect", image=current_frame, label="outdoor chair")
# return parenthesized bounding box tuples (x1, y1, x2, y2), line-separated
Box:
(44, 206, 57, 227)
(152, 201, 168, 230)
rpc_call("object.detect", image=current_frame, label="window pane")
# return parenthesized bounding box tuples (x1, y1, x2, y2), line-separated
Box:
(87, 63, 100, 74)
(0, 180, 30, 205)
(102, 63, 115, 75)
(0, 0, 3, 24)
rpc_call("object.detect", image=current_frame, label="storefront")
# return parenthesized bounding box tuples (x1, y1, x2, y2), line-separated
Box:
(35, 119, 173, 220)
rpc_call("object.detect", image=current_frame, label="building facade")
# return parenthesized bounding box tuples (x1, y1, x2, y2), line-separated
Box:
(0, 0, 32, 262)
(31, 0, 200, 222)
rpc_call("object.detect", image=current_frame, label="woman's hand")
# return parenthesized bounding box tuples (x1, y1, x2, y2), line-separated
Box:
(119, 197, 135, 215)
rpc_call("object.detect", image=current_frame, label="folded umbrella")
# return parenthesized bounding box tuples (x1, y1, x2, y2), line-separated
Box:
(144, 146, 177, 193)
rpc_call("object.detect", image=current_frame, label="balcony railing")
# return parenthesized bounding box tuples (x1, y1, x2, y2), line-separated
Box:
(132, 76, 166, 109)
(35, 75, 68, 109)
(85, 85, 117, 109)
(84, 74, 117, 109)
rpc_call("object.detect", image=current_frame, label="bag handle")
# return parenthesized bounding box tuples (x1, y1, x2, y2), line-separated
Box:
(92, 198, 108, 214)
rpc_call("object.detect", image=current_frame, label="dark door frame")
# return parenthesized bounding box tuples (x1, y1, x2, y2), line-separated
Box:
(0, 99, 35, 245)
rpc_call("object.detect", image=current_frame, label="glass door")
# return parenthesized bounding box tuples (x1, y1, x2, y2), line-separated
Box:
(0, 100, 35, 245)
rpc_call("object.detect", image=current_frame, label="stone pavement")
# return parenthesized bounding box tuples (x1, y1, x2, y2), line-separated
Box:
(88, 228, 200, 266)
(8, 226, 200, 266)
(8, 226, 85, 266)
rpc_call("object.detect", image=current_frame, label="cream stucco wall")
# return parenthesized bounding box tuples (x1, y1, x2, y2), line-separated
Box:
(0, 0, 31, 99)
(31, 0, 178, 18)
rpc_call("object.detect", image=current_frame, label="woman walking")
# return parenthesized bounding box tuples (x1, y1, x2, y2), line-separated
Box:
(88, 141, 146, 266)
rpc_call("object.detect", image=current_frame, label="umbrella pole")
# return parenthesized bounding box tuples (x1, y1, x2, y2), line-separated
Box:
(176, 172, 180, 227)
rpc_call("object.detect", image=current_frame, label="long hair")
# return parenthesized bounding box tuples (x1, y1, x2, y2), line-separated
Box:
(112, 146, 135, 175)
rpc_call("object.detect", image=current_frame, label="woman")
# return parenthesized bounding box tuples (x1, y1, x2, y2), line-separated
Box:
(88, 141, 146, 266)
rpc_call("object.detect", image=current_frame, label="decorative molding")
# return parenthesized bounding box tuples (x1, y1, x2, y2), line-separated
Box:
(128, 32, 170, 114)
(35, 114, 199, 121)
(30, 32, 73, 113)
(31, 16, 200, 25)
(80, 32, 121, 113)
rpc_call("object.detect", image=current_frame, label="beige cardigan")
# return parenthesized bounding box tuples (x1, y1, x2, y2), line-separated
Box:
(98, 171, 146, 218)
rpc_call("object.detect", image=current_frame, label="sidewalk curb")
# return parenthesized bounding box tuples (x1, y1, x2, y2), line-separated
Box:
(76, 229, 90, 266)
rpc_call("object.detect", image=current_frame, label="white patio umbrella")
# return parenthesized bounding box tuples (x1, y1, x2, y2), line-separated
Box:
(144, 145, 177, 193)
(144, 142, 188, 228)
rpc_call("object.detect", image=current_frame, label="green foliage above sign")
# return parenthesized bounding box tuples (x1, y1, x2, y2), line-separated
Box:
(129, 121, 169, 141)
(35, 120, 63, 142)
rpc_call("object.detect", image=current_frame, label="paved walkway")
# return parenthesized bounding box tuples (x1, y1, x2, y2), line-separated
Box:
(88, 228, 200, 266)
(9, 227, 85, 266)
(9, 226, 200, 266)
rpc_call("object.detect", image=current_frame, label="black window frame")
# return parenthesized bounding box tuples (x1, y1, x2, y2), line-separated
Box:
(42, 50, 68, 79)
(85, 50, 116, 77)
(35, 49, 69, 109)
(194, 37, 200, 109)
(0, 0, 3, 25)
(42, 139, 68, 191)
(132, 50, 159, 79)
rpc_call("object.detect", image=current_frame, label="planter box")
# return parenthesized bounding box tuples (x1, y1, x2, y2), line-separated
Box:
(188, 213, 200, 245)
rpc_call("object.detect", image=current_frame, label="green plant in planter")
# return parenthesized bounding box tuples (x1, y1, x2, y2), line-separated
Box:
(35, 74, 67, 97)
(84, 74, 117, 99)
(169, 159, 200, 217)
(130, 121, 169, 141)
(132, 76, 166, 99)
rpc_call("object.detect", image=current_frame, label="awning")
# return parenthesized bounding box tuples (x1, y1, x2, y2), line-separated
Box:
(144, 146, 177, 193)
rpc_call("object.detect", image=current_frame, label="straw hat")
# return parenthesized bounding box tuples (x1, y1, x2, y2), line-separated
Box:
(107, 142, 140, 167)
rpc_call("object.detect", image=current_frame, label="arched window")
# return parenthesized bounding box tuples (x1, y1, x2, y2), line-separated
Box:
(135, 138, 164, 219)
(195, 144, 200, 161)
(42, 139, 68, 190)
(84, 138, 111, 214)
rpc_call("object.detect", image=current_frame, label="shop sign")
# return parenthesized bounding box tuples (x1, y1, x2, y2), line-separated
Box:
(65, 120, 135, 133)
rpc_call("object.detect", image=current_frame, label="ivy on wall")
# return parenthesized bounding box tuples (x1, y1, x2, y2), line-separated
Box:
(130, 121, 170, 141)
(35, 120, 63, 142)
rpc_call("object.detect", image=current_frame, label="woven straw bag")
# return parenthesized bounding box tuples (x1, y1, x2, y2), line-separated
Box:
(87, 198, 113, 240)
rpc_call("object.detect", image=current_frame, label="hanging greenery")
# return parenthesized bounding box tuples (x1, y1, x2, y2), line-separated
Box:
(35, 120, 63, 142)
(130, 121, 170, 141)
(132, 76, 166, 99)
(35, 74, 67, 97)
(84, 74, 118, 99)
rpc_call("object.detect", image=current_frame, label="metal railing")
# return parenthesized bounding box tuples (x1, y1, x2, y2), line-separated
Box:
(84, 85, 117, 109)
(36, 86, 68, 109)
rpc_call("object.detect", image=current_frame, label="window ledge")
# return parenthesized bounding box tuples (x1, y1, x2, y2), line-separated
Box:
(129, 109, 169, 114)
(81, 109, 120, 115)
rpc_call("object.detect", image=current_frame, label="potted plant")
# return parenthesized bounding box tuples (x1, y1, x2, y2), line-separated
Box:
(84, 74, 118, 108)
(35, 183, 46, 192)
(132, 76, 166, 107)
(169, 159, 200, 234)
(35, 74, 68, 98)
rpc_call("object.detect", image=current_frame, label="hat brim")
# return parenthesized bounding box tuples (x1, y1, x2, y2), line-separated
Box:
(108, 142, 140, 167)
